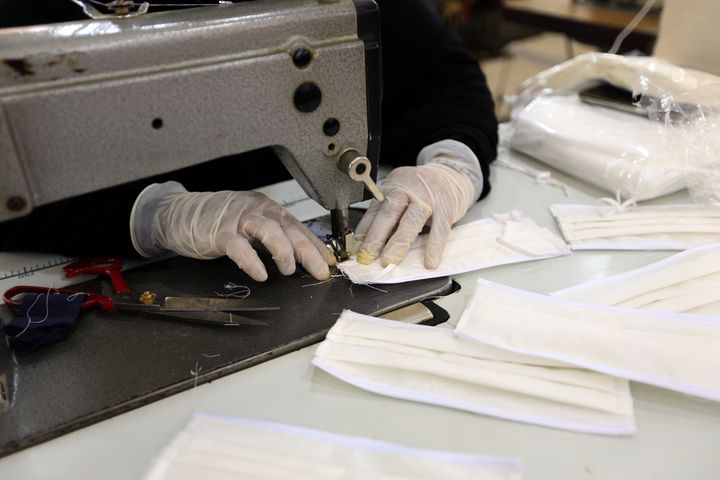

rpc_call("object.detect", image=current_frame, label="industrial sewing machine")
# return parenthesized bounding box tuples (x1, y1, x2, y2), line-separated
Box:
(0, 1, 456, 458)
(0, 0, 382, 259)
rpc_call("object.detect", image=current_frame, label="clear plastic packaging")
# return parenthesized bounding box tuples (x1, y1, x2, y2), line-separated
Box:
(639, 84, 720, 205)
(506, 52, 720, 202)
(509, 52, 719, 113)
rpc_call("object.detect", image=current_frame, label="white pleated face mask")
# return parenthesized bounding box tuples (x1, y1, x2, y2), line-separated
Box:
(145, 413, 524, 480)
(339, 211, 569, 284)
(553, 243, 720, 316)
(313, 311, 635, 436)
(551, 204, 720, 250)
(457, 279, 720, 401)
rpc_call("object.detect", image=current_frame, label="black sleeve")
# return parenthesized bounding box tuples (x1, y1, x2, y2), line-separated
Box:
(376, 0, 498, 199)
(0, 183, 141, 257)
(0, 151, 291, 256)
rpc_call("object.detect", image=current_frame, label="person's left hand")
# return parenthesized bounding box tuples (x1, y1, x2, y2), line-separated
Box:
(354, 161, 477, 269)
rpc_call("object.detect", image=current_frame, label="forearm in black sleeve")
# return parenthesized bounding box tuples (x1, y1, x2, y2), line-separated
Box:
(0, 183, 141, 256)
(0, 150, 290, 256)
(376, 0, 498, 199)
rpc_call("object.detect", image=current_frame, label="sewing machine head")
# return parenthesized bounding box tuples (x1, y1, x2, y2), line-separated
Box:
(0, 0, 381, 259)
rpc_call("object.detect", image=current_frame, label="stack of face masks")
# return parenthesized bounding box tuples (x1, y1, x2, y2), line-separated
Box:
(553, 244, 720, 316)
(313, 311, 635, 435)
(550, 204, 720, 250)
(145, 413, 524, 480)
(339, 211, 569, 284)
(509, 95, 686, 201)
(457, 279, 720, 401)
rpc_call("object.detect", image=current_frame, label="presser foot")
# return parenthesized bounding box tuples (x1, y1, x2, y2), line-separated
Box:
(327, 231, 361, 263)
(329, 207, 359, 262)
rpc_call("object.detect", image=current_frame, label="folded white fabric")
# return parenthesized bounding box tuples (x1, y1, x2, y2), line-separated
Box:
(457, 278, 720, 401)
(509, 95, 686, 201)
(145, 413, 523, 480)
(554, 244, 720, 316)
(313, 311, 635, 436)
(551, 203, 720, 250)
(339, 211, 569, 284)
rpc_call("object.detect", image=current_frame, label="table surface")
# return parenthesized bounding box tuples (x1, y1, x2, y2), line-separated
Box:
(503, 0, 660, 34)
(2, 145, 720, 479)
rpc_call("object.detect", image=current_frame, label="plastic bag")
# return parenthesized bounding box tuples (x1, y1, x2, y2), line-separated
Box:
(509, 52, 719, 113)
(640, 83, 720, 205)
(506, 52, 720, 202)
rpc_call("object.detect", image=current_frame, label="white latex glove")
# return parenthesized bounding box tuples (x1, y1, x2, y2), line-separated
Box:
(130, 181, 335, 282)
(355, 140, 483, 269)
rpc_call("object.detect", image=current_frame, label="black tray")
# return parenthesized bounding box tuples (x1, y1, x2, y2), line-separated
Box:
(0, 253, 453, 457)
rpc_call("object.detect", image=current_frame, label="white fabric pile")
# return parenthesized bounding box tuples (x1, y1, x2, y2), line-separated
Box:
(507, 52, 720, 201)
(339, 211, 569, 284)
(510, 95, 684, 200)
(313, 311, 635, 435)
(315, 244, 720, 435)
(551, 204, 720, 250)
(553, 244, 720, 316)
(457, 279, 720, 401)
(145, 413, 523, 480)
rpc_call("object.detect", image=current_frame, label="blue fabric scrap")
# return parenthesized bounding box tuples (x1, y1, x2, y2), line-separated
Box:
(4, 292, 86, 351)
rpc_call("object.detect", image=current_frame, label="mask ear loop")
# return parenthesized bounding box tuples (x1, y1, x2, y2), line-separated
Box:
(495, 157, 570, 197)
(491, 213, 548, 258)
(598, 189, 638, 216)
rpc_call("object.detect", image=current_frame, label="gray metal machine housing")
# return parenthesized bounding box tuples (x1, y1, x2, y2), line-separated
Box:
(0, 0, 381, 250)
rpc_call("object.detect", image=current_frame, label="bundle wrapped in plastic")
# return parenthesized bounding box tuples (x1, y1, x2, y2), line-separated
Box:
(507, 52, 720, 202)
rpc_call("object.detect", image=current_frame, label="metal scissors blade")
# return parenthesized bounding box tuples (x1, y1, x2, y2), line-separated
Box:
(3, 288, 268, 327)
(132, 308, 268, 327)
(161, 297, 278, 312)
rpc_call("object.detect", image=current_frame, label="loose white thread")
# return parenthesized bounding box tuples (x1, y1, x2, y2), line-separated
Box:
(190, 361, 203, 388)
(214, 282, 251, 299)
(12, 286, 57, 339)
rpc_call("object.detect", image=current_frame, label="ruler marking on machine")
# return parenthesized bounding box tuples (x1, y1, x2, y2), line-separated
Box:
(0, 255, 77, 281)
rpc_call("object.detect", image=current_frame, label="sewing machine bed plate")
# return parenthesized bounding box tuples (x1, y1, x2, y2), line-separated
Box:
(0, 254, 453, 457)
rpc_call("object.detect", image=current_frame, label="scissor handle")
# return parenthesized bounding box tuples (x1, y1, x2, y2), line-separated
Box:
(63, 257, 129, 294)
(2, 285, 114, 312)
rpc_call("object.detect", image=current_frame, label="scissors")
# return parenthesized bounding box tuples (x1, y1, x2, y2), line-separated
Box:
(2, 286, 277, 326)
(3, 258, 278, 327)
(3, 285, 280, 327)
(62, 257, 129, 294)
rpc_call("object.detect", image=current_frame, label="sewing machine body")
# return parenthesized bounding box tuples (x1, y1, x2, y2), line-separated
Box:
(0, 0, 381, 228)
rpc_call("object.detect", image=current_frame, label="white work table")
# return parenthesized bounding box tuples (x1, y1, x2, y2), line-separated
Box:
(1, 147, 720, 479)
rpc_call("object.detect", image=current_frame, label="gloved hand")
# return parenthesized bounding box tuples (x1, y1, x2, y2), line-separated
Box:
(130, 181, 335, 282)
(355, 140, 483, 269)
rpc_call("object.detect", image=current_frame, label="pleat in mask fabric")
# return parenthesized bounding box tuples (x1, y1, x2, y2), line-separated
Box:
(553, 244, 720, 316)
(509, 95, 686, 201)
(145, 413, 523, 480)
(339, 211, 569, 284)
(551, 204, 720, 250)
(312, 311, 635, 436)
(457, 279, 720, 401)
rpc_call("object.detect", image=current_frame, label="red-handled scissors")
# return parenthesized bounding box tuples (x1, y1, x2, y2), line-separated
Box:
(62, 257, 129, 294)
(2, 286, 274, 327)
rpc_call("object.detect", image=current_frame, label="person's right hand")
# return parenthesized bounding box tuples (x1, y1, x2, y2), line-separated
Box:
(354, 163, 476, 269)
(131, 182, 335, 282)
